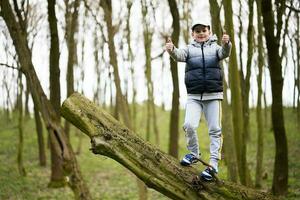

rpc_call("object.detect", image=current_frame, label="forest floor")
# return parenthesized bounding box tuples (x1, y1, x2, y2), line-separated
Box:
(0, 106, 299, 200)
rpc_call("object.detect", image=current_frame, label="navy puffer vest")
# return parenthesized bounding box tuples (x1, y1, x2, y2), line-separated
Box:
(185, 37, 223, 94)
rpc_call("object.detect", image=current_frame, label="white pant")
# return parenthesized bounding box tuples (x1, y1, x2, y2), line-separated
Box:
(183, 98, 223, 166)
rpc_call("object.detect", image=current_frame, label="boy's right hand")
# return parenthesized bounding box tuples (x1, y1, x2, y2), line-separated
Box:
(165, 37, 174, 52)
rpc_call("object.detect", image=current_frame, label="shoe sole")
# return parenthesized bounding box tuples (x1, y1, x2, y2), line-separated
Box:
(180, 158, 198, 166)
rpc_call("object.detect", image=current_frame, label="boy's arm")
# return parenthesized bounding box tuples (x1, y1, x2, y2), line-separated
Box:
(217, 32, 232, 60)
(168, 46, 189, 62)
(165, 37, 188, 62)
(217, 42, 232, 60)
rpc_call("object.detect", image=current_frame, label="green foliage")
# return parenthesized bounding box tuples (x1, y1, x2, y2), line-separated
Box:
(0, 107, 299, 199)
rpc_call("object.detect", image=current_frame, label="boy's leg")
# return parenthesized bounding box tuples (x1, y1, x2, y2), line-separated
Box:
(203, 100, 222, 171)
(183, 98, 202, 157)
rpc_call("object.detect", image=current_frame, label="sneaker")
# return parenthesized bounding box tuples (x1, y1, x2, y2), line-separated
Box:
(200, 166, 218, 181)
(180, 153, 199, 166)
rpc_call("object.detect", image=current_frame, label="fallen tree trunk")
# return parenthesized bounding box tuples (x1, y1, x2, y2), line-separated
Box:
(61, 93, 274, 200)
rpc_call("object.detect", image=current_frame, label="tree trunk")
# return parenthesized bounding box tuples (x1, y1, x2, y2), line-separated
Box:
(0, 1, 91, 199)
(65, 0, 80, 138)
(48, 0, 61, 117)
(296, 13, 300, 132)
(238, 0, 244, 93)
(24, 80, 30, 118)
(124, 0, 137, 131)
(3, 70, 12, 120)
(141, 0, 159, 146)
(181, 0, 192, 44)
(255, 0, 265, 188)
(92, 28, 101, 104)
(61, 93, 275, 200)
(17, 71, 26, 176)
(209, 0, 238, 183)
(100, 0, 131, 128)
(33, 102, 47, 166)
(261, 0, 288, 195)
(223, 0, 249, 186)
(167, 0, 180, 158)
(100, 1, 148, 199)
(241, 0, 255, 186)
(47, 0, 65, 186)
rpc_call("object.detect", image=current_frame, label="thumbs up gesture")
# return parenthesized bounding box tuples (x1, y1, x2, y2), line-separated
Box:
(222, 30, 230, 45)
(165, 37, 174, 52)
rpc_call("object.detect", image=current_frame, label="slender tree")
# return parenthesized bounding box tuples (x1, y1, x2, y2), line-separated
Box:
(100, 0, 131, 128)
(33, 100, 47, 166)
(167, 0, 180, 158)
(65, 0, 80, 138)
(209, 0, 238, 182)
(141, 0, 159, 145)
(296, 12, 300, 131)
(17, 70, 26, 176)
(255, 0, 265, 188)
(238, 0, 244, 90)
(24, 80, 30, 118)
(261, 0, 288, 195)
(48, 0, 61, 116)
(240, 0, 255, 186)
(181, 0, 192, 44)
(124, 0, 137, 132)
(47, 0, 64, 187)
(223, 0, 251, 186)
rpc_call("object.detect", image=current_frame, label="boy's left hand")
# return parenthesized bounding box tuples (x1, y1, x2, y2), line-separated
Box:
(222, 31, 230, 44)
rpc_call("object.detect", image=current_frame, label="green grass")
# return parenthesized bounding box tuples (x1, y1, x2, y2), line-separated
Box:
(0, 107, 299, 199)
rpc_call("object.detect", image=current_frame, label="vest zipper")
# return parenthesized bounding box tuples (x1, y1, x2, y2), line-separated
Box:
(201, 43, 206, 93)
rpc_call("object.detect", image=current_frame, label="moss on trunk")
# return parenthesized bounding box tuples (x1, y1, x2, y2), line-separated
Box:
(61, 93, 275, 200)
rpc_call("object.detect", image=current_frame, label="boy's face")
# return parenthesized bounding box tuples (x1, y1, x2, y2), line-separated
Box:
(192, 25, 211, 43)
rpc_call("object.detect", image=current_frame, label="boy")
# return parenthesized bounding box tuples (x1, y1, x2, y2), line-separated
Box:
(165, 21, 231, 181)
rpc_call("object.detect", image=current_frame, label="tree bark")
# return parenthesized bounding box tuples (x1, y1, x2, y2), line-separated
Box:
(261, 0, 288, 195)
(241, 0, 255, 187)
(209, 0, 238, 183)
(100, 0, 131, 128)
(296, 12, 300, 132)
(181, 0, 192, 44)
(61, 93, 274, 200)
(17, 71, 26, 176)
(141, 0, 159, 146)
(24, 80, 30, 118)
(0, 1, 91, 199)
(255, 0, 265, 188)
(47, 0, 64, 186)
(125, 0, 137, 132)
(33, 101, 47, 166)
(223, 0, 249, 186)
(48, 0, 61, 117)
(65, 0, 80, 138)
(167, 0, 180, 158)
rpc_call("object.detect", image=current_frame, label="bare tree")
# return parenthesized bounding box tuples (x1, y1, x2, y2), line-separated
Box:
(100, 0, 132, 128)
(47, 0, 65, 187)
(261, 0, 288, 195)
(17, 70, 26, 176)
(167, 0, 180, 158)
(0, 1, 91, 198)
(223, 0, 252, 186)
(240, 0, 255, 186)
(255, 0, 265, 188)
(141, 0, 159, 145)
(124, 0, 138, 132)
(64, 0, 80, 138)
(209, 0, 238, 183)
